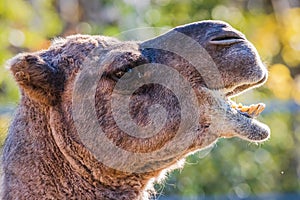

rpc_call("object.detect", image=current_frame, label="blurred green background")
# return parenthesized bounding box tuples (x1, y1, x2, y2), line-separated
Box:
(1, 0, 300, 199)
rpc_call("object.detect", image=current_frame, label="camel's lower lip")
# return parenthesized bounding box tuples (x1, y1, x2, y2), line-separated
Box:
(242, 118, 270, 142)
(228, 102, 270, 142)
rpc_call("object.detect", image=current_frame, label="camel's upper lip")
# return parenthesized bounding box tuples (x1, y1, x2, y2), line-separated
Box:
(225, 73, 268, 97)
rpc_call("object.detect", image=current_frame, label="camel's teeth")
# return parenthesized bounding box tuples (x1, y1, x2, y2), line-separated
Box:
(231, 102, 265, 118)
(248, 105, 257, 115)
(240, 106, 249, 113)
(246, 103, 266, 117)
(253, 103, 265, 116)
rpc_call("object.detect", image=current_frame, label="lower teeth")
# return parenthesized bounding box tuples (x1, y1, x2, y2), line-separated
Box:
(231, 102, 265, 118)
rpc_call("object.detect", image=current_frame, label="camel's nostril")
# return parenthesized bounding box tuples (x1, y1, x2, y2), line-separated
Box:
(209, 35, 244, 45)
(209, 37, 244, 45)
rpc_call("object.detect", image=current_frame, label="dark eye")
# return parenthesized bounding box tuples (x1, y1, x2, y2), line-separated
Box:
(111, 68, 143, 81)
(114, 68, 133, 79)
(209, 35, 244, 45)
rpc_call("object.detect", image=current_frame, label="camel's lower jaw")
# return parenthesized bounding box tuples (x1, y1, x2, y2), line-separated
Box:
(222, 107, 270, 142)
(209, 102, 270, 143)
(235, 118, 270, 142)
(196, 89, 270, 143)
(221, 98, 270, 142)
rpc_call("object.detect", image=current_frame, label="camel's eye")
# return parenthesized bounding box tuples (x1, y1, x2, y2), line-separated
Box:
(111, 67, 142, 81)
(209, 34, 244, 45)
(114, 68, 133, 79)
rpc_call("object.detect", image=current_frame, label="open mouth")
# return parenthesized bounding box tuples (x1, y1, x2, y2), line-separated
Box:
(225, 74, 268, 119)
(217, 73, 270, 142)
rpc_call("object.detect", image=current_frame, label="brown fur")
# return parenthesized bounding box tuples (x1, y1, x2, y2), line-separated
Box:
(2, 21, 269, 199)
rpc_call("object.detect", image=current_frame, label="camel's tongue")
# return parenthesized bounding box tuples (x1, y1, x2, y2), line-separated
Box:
(230, 102, 265, 118)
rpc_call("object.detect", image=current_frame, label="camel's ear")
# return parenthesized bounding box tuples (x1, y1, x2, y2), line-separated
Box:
(7, 53, 64, 105)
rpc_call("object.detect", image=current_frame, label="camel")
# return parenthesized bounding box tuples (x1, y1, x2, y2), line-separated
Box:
(2, 20, 269, 199)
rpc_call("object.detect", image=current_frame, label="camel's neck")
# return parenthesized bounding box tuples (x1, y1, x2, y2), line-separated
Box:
(2, 97, 68, 199)
(2, 97, 154, 199)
